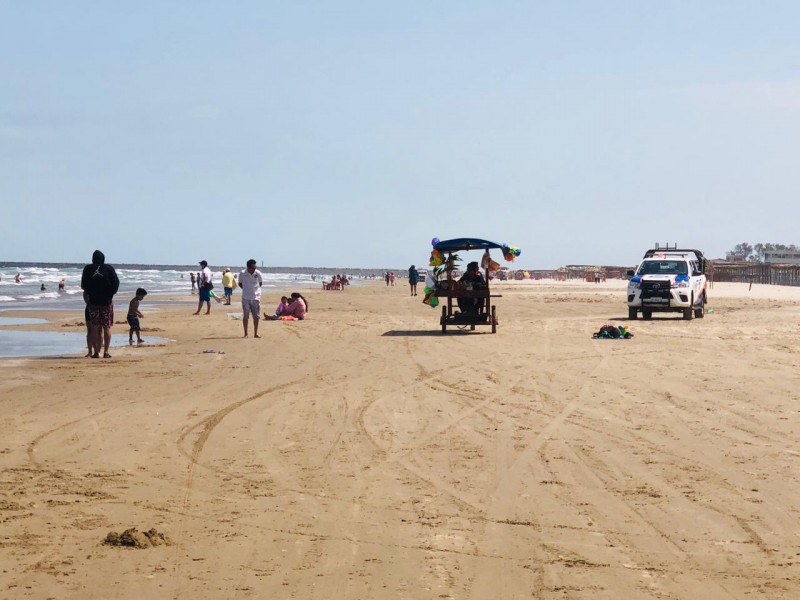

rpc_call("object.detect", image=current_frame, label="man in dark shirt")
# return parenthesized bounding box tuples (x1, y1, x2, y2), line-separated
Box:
(457, 261, 487, 315)
(80, 249, 120, 358)
(408, 265, 419, 296)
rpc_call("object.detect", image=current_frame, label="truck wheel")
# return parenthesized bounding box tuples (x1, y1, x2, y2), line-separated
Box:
(642, 309, 652, 320)
(694, 292, 705, 318)
(628, 307, 638, 320)
(683, 294, 694, 320)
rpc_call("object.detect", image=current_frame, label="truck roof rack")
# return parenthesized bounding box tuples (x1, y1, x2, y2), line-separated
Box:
(643, 245, 706, 272)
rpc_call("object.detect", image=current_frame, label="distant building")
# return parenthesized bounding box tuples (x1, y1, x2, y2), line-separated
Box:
(764, 250, 800, 265)
(725, 251, 748, 262)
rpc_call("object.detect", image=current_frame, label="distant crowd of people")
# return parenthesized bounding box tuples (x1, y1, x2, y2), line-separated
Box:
(322, 274, 350, 290)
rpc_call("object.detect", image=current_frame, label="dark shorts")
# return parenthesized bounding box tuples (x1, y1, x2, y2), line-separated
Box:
(127, 314, 140, 332)
(199, 287, 211, 302)
(224, 287, 233, 297)
(88, 304, 114, 328)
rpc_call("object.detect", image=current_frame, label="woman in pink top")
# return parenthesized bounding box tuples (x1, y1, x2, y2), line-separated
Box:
(288, 292, 308, 320)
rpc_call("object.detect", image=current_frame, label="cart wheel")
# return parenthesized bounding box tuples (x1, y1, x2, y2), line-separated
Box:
(441, 305, 447, 334)
(491, 305, 497, 333)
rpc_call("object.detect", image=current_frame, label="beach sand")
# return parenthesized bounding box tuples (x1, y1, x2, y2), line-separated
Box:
(1, 279, 800, 598)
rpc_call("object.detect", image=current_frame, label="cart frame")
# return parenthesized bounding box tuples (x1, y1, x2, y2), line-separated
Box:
(432, 238, 504, 334)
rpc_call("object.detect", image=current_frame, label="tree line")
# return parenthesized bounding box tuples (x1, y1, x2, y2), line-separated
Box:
(727, 243, 798, 262)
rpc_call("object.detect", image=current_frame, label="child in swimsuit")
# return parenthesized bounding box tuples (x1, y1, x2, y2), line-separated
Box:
(127, 288, 148, 344)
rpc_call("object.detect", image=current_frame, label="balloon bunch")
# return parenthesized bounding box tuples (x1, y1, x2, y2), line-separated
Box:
(429, 237, 444, 266)
(422, 288, 439, 308)
(502, 245, 521, 262)
(422, 272, 439, 308)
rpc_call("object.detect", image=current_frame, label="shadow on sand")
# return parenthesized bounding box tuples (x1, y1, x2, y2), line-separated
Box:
(382, 329, 491, 337)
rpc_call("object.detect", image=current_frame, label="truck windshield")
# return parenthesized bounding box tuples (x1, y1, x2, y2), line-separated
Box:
(637, 261, 688, 275)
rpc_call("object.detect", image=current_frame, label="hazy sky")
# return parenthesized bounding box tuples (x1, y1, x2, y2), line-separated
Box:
(2, 1, 799, 269)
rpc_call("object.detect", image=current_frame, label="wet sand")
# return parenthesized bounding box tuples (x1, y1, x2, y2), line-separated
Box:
(1, 279, 799, 598)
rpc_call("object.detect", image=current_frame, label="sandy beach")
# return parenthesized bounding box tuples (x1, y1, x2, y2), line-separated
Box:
(1, 279, 800, 599)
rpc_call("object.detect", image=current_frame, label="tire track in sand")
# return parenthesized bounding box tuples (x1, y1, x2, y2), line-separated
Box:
(169, 379, 300, 600)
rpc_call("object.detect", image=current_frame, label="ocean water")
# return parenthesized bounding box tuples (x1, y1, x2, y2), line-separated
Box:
(0, 329, 170, 359)
(0, 264, 330, 309)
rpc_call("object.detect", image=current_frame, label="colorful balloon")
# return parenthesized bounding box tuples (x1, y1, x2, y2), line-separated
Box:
(422, 287, 439, 308)
(502, 245, 521, 262)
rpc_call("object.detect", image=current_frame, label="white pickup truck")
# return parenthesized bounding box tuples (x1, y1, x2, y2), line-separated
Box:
(626, 247, 708, 320)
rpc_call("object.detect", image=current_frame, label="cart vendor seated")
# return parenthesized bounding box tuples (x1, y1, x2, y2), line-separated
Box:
(457, 261, 487, 314)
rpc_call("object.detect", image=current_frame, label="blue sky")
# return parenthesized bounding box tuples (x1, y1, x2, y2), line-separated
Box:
(2, 1, 799, 269)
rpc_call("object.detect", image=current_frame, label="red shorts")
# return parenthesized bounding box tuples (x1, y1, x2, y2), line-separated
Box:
(88, 304, 114, 328)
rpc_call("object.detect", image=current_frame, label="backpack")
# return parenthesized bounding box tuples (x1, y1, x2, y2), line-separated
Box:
(592, 325, 632, 339)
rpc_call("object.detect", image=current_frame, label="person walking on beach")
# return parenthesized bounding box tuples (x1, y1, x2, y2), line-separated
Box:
(190, 272, 197, 294)
(80, 249, 120, 359)
(127, 288, 147, 345)
(222, 268, 237, 305)
(193, 260, 213, 315)
(408, 265, 419, 296)
(238, 259, 263, 338)
(385, 272, 390, 286)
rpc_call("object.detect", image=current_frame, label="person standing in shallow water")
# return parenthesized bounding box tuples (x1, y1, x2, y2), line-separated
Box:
(80, 249, 120, 359)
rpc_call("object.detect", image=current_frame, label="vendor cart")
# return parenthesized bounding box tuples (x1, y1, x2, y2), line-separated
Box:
(428, 238, 518, 334)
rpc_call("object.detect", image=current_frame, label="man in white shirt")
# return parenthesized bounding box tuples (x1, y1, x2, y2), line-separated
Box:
(193, 260, 214, 315)
(238, 259, 263, 338)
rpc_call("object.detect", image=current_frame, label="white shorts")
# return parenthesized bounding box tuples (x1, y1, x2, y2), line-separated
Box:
(242, 299, 261, 320)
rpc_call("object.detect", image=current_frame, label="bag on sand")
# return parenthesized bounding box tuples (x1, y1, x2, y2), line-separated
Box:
(593, 325, 632, 339)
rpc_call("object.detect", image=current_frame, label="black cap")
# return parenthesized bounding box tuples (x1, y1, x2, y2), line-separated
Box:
(199, 260, 208, 267)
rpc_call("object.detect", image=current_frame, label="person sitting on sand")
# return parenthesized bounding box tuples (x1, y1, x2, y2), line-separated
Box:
(267, 293, 307, 320)
(274, 296, 290, 318)
(127, 288, 147, 344)
(287, 292, 308, 319)
(265, 296, 289, 320)
(272, 292, 308, 320)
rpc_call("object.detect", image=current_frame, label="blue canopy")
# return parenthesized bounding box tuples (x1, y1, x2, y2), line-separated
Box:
(433, 238, 505, 252)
